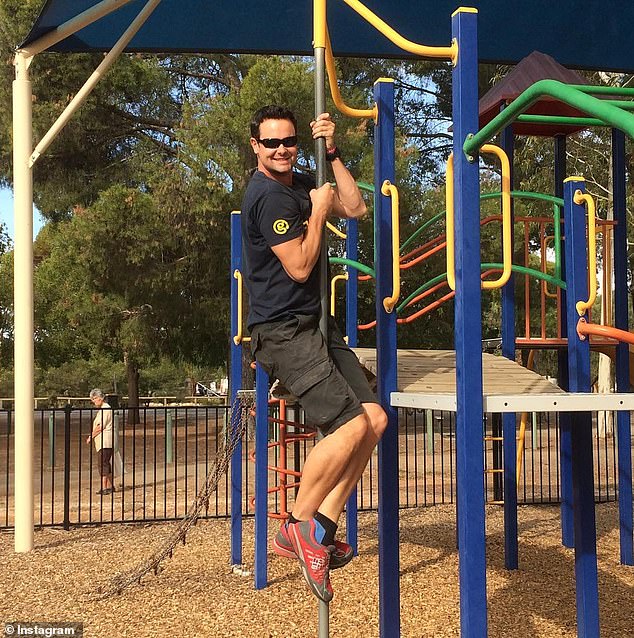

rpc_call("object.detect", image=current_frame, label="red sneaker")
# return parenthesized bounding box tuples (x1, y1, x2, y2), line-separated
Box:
(273, 523, 354, 569)
(288, 520, 333, 602)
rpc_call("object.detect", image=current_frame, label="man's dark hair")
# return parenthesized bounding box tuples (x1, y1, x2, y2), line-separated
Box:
(250, 105, 297, 139)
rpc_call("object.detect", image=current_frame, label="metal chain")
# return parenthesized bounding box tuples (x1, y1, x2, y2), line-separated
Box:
(93, 391, 255, 599)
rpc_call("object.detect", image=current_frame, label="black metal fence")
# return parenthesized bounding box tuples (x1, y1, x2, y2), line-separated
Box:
(0, 405, 627, 529)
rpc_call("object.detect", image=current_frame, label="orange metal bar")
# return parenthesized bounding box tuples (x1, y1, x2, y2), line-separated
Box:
(247, 400, 317, 520)
(405, 280, 448, 308)
(278, 400, 288, 518)
(357, 269, 501, 329)
(577, 318, 634, 345)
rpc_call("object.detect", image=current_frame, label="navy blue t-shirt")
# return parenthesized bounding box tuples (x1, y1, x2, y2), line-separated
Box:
(241, 170, 321, 329)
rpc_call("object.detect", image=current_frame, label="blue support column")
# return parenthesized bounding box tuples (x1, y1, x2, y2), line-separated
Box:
(230, 210, 244, 566)
(254, 364, 269, 589)
(345, 217, 359, 554)
(500, 123, 518, 570)
(555, 136, 574, 549)
(562, 177, 600, 637)
(452, 9, 488, 637)
(611, 128, 633, 565)
(373, 77, 400, 638)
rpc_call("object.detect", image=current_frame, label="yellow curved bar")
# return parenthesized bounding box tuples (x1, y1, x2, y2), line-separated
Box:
(381, 180, 401, 312)
(573, 190, 597, 316)
(326, 27, 377, 120)
(326, 220, 347, 239)
(445, 153, 456, 291)
(330, 273, 349, 316)
(233, 269, 250, 345)
(341, 0, 457, 63)
(445, 147, 511, 291)
(516, 350, 536, 488)
(480, 144, 512, 290)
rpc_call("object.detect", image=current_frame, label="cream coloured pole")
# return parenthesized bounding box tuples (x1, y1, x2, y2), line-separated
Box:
(13, 51, 34, 552)
(30, 0, 162, 167)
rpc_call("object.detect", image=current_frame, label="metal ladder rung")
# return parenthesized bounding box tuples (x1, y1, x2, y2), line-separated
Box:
(484, 468, 504, 474)
(484, 436, 503, 441)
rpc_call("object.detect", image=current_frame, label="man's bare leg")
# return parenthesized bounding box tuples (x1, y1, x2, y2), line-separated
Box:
(290, 413, 369, 520)
(316, 403, 387, 521)
(291, 403, 387, 522)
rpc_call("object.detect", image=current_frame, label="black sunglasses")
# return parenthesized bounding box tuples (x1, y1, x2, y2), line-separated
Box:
(256, 135, 298, 149)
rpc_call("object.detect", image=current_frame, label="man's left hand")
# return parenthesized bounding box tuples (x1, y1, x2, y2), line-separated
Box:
(310, 113, 335, 149)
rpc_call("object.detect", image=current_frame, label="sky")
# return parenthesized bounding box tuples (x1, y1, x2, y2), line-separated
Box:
(1, 187, 45, 242)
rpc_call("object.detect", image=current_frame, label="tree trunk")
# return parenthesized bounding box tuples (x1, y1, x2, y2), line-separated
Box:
(125, 351, 141, 425)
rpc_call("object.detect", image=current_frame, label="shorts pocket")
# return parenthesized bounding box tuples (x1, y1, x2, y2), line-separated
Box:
(287, 359, 332, 397)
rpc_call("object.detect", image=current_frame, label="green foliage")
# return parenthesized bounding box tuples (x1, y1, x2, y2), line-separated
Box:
(0, 355, 224, 399)
(7, 5, 629, 388)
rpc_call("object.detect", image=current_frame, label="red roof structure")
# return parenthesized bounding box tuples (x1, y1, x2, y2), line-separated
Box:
(478, 51, 594, 137)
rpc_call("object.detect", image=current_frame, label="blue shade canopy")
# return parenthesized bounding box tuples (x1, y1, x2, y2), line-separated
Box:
(21, 0, 634, 73)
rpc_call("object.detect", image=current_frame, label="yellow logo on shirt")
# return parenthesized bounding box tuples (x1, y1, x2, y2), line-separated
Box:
(273, 219, 290, 235)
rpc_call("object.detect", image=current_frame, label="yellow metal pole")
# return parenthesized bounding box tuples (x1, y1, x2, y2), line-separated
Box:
(381, 180, 401, 312)
(13, 51, 34, 552)
(325, 27, 376, 120)
(516, 350, 536, 488)
(481, 144, 512, 290)
(233, 270, 250, 345)
(341, 0, 457, 62)
(573, 189, 598, 316)
(446, 153, 456, 291)
(330, 273, 349, 316)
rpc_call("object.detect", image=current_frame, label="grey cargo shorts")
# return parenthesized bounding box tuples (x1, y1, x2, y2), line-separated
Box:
(250, 314, 377, 434)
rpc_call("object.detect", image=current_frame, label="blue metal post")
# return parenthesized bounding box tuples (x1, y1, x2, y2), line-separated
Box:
(500, 122, 518, 570)
(230, 210, 244, 566)
(254, 363, 269, 589)
(562, 177, 600, 637)
(611, 128, 633, 565)
(373, 77, 399, 638)
(555, 136, 574, 549)
(345, 218, 359, 554)
(452, 9, 488, 637)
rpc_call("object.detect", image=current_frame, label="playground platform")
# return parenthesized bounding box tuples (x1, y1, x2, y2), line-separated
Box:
(352, 348, 634, 414)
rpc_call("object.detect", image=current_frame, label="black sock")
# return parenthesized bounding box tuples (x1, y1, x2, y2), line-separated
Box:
(314, 512, 337, 547)
(287, 514, 300, 525)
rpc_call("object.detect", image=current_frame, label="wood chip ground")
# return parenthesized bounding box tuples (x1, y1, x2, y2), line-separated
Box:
(1, 503, 633, 637)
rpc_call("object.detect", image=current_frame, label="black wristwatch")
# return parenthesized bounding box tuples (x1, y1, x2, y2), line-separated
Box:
(325, 146, 341, 162)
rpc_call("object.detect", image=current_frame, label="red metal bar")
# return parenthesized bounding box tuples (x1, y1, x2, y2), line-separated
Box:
(540, 221, 547, 340)
(522, 219, 529, 339)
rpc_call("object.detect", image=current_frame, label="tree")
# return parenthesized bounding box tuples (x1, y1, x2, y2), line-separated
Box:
(0, 0, 182, 219)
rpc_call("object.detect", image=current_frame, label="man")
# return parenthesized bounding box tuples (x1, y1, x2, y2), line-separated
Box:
(241, 105, 387, 602)
(86, 388, 116, 495)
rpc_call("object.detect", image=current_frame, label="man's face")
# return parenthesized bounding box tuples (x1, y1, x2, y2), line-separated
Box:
(250, 118, 298, 178)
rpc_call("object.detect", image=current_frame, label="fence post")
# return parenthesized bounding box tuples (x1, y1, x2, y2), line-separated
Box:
(63, 405, 72, 531)
(48, 412, 55, 467)
(425, 409, 433, 451)
(166, 410, 173, 464)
